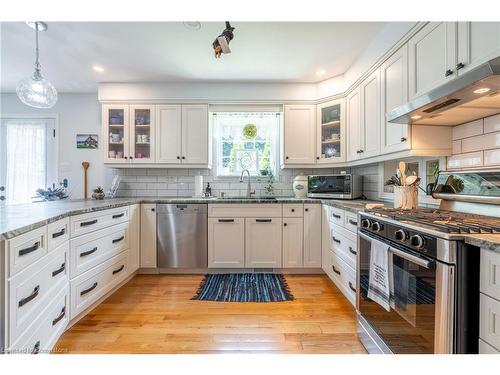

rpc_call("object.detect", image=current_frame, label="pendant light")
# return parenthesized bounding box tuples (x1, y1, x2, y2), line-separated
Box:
(16, 21, 58, 109)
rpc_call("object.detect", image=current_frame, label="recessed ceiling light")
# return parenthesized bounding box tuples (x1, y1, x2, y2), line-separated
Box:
(473, 87, 491, 94)
(411, 115, 422, 120)
(93, 65, 104, 73)
(183, 22, 201, 31)
(316, 69, 326, 76)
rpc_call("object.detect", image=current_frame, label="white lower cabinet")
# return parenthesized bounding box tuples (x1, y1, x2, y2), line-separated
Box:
(208, 218, 245, 268)
(480, 248, 500, 353)
(245, 218, 282, 268)
(282, 217, 304, 268)
(140, 204, 157, 268)
(128, 204, 140, 275)
(303, 204, 322, 268)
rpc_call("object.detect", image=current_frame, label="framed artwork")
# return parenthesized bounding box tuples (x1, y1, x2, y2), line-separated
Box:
(76, 134, 98, 149)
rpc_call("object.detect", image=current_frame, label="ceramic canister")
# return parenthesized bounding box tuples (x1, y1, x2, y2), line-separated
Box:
(293, 174, 308, 198)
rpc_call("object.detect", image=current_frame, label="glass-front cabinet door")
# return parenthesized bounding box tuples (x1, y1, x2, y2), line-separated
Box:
(316, 98, 346, 163)
(130, 105, 155, 163)
(103, 104, 130, 163)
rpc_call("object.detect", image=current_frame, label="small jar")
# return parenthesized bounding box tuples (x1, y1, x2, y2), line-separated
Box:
(293, 174, 308, 198)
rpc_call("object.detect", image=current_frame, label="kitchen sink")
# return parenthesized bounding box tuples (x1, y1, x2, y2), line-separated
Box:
(217, 197, 278, 201)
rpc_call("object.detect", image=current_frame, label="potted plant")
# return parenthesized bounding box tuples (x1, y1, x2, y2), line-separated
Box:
(92, 186, 106, 200)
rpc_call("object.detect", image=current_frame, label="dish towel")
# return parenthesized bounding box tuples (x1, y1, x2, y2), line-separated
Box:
(368, 238, 391, 312)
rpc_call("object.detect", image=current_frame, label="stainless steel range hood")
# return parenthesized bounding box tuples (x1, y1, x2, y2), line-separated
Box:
(387, 56, 500, 126)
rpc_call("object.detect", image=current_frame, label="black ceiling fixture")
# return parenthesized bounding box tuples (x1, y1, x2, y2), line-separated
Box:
(212, 22, 235, 58)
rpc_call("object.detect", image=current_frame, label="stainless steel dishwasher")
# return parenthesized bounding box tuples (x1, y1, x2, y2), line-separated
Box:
(157, 204, 207, 268)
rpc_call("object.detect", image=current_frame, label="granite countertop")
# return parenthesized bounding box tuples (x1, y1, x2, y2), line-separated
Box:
(0, 196, 384, 240)
(464, 234, 500, 252)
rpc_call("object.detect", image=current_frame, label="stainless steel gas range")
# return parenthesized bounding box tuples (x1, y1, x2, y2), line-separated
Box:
(356, 169, 500, 354)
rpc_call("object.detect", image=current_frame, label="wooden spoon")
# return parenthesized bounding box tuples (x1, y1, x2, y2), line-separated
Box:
(82, 161, 90, 199)
(399, 161, 407, 186)
(406, 175, 419, 186)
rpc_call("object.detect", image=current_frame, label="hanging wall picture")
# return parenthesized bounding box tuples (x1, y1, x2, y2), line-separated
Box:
(76, 134, 99, 149)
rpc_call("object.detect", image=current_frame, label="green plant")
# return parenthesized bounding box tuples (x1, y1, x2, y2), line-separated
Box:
(262, 167, 275, 196)
(93, 186, 104, 194)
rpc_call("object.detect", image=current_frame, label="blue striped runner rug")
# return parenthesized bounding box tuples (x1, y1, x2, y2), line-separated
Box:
(192, 273, 294, 302)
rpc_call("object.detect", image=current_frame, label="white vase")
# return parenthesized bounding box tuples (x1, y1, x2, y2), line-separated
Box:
(393, 186, 418, 209)
(293, 174, 308, 198)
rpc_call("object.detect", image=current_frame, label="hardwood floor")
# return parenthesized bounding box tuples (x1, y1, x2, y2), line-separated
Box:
(55, 274, 366, 354)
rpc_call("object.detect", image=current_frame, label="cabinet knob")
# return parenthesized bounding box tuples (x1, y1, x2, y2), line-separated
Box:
(151, 208, 155, 212)
(284, 223, 287, 226)
(182, 156, 186, 160)
(291, 209, 295, 212)
(286, 156, 289, 160)
(445, 69, 454, 77)
(124, 156, 128, 159)
(456, 62, 465, 70)
(316, 156, 320, 160)
(129, 156, 133, 160)
(305, 208, 309, 212)
(177, 156, 180, 160)
(401, 137, 407, 142)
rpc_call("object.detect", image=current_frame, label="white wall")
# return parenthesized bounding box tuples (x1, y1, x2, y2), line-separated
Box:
(0, 93, 111, 199)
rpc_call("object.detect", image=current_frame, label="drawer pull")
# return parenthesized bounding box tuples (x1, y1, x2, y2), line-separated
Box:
(256, 219, 272, 223)
(218, 219, 234, 223)
(52, 307, 66, 326)
(349, 247, 357, 256)
(80, 219, 98, 227)
(332, 213, 341, 219)
(348, 219, 358, 226)
(291, 208, 295, 212)
(332, 265, 341, 275)
(348, 282, 356, 293)
(112, 213, 125, 219)
(112, 235, 125, 244)
(112, 265, 125, 275)
(51, 228, 66, 238)
(19, 241, 40, 256)
(332, 236, 341, 244)
(19, 285, 40, 307)
(80, 282, 98, 296)
(52, 263, 66, 277)
(80, 247, 98, 257)
(32, 340, 41, 354)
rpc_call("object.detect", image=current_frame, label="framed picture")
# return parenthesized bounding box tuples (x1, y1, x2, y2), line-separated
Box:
(76, 134, 98, 149)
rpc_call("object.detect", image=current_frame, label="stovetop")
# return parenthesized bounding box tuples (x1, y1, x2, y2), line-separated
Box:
(364, 208, 500, 235)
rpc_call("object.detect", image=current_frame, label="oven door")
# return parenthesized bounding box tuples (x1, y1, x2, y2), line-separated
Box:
(357, 230, 454, 354)
(307, 175, 351, 197)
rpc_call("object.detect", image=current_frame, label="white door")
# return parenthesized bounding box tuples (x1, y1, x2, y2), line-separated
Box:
(408, 22, 457, 99)
(129, 105, 155, 163)
(347, 87, 362, 161)
(181, 104, 209, 164)
(245, 218, 282, 268)
(102, 104, 130, 163)
(283, 105, 316, 164)
(155, 105, 182, 163)
(0, 117, 57, 205)
(380, 44, 410, 154)
(282, 217, 303, 268)
(140, 204, 157, 268)
(208, 218, 245, 268)
(128, 204, 140, 274)
(360, 69, 381, 159)
(457, 22, 500, 75)
(317, 99, 346, 164)
(303, 204, 322, 268)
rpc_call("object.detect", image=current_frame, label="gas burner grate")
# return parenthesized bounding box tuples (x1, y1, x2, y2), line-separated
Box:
(366, 208, 500, 234)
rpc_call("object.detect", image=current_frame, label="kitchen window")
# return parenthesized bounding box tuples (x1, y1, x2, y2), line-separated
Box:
(212, 111, 281, 177)
(0, 117, 57, 204)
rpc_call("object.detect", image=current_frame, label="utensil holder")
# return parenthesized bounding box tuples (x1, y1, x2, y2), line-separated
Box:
(393, 186, 418, 209)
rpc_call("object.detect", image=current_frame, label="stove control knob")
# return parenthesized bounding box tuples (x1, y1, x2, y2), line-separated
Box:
(372, 222, 384, 232)
(361, 219, 372, 229)
(395, 229, 408, 241)
(410, 234, 425, 249)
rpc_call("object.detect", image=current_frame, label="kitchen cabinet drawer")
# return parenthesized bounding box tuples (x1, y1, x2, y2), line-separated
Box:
(330, 225, 357, 270)
(283, 204, 303, 218)
(481, 249, 500, 301)
(245, 217, 282, 268)
(8, 284, 69, 354)
(7, 226, 48, 278)
(329, 207, 345, 227)
(208, 218, 245, 268)
(337, 255, 356, 307)
(480, 293, 500, 351)
(47, 218, 70, 252)
(344, 212, 359, 234)
(69, 222, 129, 279)
(70, 206, 129, 238)
(479, 338, 500, 354)
(208, 204, 282, 218)
(70, 251, 129, 319)
(8, 242, 68, 345)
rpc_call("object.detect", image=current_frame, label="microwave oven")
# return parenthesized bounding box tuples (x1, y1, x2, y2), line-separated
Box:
(307, 174, 362, 199)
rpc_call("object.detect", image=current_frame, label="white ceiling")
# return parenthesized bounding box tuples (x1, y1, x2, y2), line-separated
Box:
(1, 22, 387, 93)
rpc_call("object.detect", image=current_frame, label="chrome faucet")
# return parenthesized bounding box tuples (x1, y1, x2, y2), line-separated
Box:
(240, 169, 256, 198)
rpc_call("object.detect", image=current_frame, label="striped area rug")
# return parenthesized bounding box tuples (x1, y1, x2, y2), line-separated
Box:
(192, 273, 294, 302)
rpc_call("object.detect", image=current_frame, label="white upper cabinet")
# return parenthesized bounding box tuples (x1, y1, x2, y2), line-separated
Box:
(457, 22, 500, 75)
(360, 69, 381, 159)
(130, 105, 155, 163)
(408, 22, 457, 99)
(103, 104, 130, 163)
(156, 105, 182, 163)
(347, 86, 362, 161)
(317, 99, 346, 163)
(181, 104, 209, 164)
(380, 44, 410, 154)
(283, 105, 316, 164)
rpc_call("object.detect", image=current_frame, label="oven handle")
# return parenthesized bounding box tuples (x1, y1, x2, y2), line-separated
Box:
(358, 231, 432, 269)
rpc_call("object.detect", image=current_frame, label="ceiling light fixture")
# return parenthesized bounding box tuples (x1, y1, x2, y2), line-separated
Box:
(183, 22, 201, 31)
(213, 22, 235, 58)
(316, 69, 326, 76)
(93, 65, 105, 73)
(473, 87, 491, 94)
(16, 21, 58, 109)
(411, 115, 422, 120)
